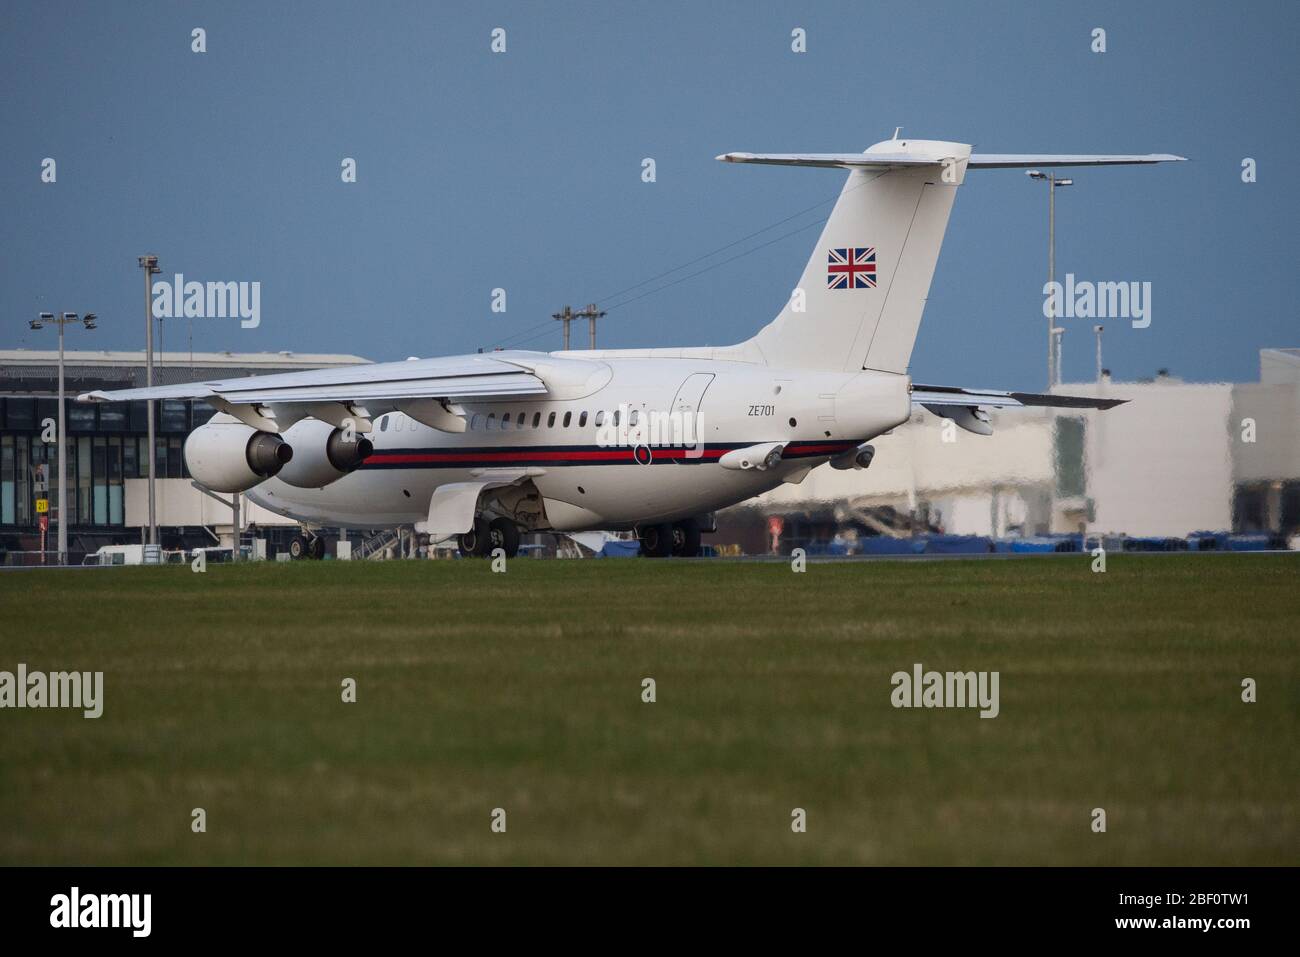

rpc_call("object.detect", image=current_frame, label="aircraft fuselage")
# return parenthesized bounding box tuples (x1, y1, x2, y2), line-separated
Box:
(246, 354, 912, 532)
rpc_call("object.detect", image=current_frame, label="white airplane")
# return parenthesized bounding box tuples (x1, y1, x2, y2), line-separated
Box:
(81, 135, 1183, 557)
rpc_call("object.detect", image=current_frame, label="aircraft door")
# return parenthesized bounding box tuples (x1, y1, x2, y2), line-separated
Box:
(669, 372, 714, 462)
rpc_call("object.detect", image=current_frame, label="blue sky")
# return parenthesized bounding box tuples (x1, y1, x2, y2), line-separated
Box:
(2, 0, 1296, 388)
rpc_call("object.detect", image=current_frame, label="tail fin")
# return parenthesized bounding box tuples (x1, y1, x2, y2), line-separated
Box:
(720, 138, 1185, 374)
(730, 138, 970, 374)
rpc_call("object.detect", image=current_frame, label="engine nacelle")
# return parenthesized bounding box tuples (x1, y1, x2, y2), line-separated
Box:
(184, 417, 293, 492)
(276, 418, 374, 488)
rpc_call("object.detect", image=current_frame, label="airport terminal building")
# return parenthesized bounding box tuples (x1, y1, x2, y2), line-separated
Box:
(0, 349, 367, 561)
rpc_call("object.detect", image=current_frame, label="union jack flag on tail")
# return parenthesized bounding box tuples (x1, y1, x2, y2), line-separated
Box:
(827, 247, 876, 289)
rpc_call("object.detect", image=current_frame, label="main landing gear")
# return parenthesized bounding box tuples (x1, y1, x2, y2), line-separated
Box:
(638, 518, 702, 558)
(457, 516, 520, 559)
(288, 532, 326, 560)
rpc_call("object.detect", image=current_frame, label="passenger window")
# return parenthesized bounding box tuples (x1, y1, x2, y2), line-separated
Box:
(487, 412, 496, 430)
(563, 412, 572, 427)
(547, 412, 556, 428)
(579, 411, 588, 427)
(612, 409, 620, 427)
(471, 414, 481, 430)
(532, 412, 541, 428)
(380, 416, 389, 432)
(630, 409, 639, 426)
(594, 411, 605, 427)
(516, 412, 525, 427)
(501, 413, 511, 431)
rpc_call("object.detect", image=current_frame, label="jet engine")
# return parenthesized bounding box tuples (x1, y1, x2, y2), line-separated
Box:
(276, 418, 374, 488)
(184, 418, 293, 492)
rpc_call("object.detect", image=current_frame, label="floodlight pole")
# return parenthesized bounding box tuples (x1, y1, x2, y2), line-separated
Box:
(553, 305, 574, 350)
(30, 310, 94, 564)
(56, 318, 66, 564)
(1054, 326, 1065, 387)
(139, 256, 161, 546)
(1027, 172, 1073, 390)
(553, 304, 606, 350)
(1045, 175, 1055, 390)
(580, 303, 606, 349)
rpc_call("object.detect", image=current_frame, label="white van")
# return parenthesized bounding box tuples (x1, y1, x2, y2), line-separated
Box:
(84, 544, 147, 566)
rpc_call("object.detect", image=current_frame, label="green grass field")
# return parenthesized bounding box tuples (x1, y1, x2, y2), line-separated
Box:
(1, 553, 1296, 865)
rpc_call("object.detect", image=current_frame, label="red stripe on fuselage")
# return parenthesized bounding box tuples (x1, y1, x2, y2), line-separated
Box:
(366, 440, 857, 467)
(368, 448, 727, 465)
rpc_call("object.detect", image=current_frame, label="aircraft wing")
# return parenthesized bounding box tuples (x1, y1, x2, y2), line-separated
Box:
(911, 384, 1125, 436)
(911, 384, 1126, 411)
(78, 354, 546, 405)
(77, 351, 566, 434)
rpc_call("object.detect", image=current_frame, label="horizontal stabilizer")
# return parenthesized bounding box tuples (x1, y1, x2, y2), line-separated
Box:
(717, 152, 1185, 170)
(912, 384, 1127, 410)
(717, 152, 936, 169)
(967, 153, 1186, 168)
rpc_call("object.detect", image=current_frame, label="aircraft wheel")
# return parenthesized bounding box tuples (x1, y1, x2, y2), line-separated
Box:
(639, 523, 674, 558)
(488, 517, 521, 558)
(288, 536, 308, 560)
(458, 518, 492, 558)
(671, 519, 703, 557)
(309, 536, 327, 560)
